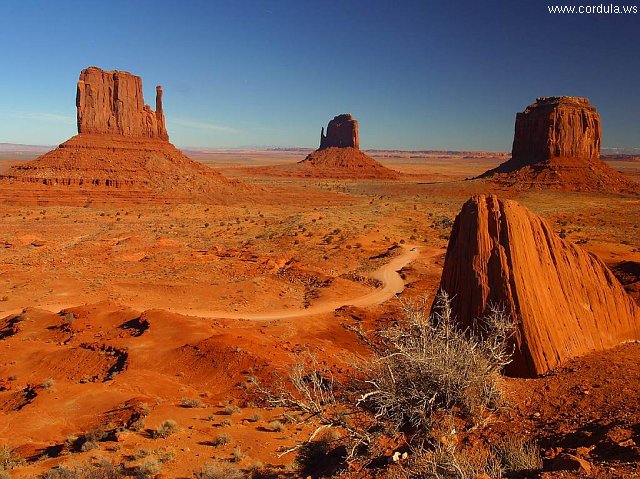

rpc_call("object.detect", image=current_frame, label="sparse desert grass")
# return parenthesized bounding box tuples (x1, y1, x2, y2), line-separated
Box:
(193, 463, 243, 479)
(224, 404, 242, 415)
(39, 460, 124, 478)
(151, 420, 179, 439)
(494, 436, 543, 472)
(180, 397, 205, 408)
(248, 413, 263, 423)
(268, 420, 285, 432)
(211, 433, 231, 446)
(230, 445, 246, 462)
(0, 446, 22, 471)
(136, 458, 162, 478)
(220, 418, 232, 427)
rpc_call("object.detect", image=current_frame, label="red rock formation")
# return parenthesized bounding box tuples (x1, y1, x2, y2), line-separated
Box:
(0, 67, 245, 202)
(320, 114, 359, 150)
(479, 97, 636, 192)
(76, 67, 169, 140)
(438, 194, 640, 377)
(298, 147, 399, 179)
(276, 113, 399, 179)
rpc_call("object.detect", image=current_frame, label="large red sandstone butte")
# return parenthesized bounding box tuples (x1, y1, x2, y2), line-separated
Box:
(438, 194, 640, 377)
(297, 114, 399, 179)
(320, 114, 359, 150)
(77, 67, 168, 140)
(0, 67, 241, 201)
(479, 96, 636, 192)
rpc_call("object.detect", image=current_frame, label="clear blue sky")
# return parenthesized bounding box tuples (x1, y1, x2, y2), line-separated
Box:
(0, 0, 638, 150)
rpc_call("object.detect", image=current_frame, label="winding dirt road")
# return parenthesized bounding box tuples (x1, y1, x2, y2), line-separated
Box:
(1, 245, 420, 321)
(170, 244, 419, 320)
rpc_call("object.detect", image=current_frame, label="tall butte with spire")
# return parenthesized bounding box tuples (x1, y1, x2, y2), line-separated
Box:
(76, 67, 168, 140)
(0, 66, 240, 203)
(296, 113, 399, 179)
(478, 96, 636, 192)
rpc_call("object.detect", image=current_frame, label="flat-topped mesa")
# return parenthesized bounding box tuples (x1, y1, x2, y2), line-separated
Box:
(76, 66, 169, 140)
(511, 96, 600, 167)
(438, 195, 640, 377)
(477, 95, 636, 192)
(319, 114, 359, 150)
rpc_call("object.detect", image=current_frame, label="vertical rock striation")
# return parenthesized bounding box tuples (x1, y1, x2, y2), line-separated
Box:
(438, 194, 640, 377)
(319, 114, 359, 150)
(76, 66, 169, 140)
(479, 96, 635, 192)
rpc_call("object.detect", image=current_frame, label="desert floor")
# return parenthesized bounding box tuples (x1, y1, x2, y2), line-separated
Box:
(0, 150, 639, 478)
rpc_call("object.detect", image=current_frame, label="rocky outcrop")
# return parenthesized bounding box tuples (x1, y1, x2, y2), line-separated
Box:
(479, 97, 636, 192)
(320, 114, 359, 150)
(0, 67, 245, 202)
(438, 194, 640, 377)
(76, 67, 168, 140)
(511, 96, 600, 167)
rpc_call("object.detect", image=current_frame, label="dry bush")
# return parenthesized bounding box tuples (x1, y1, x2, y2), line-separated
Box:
(0, 446, 22, 471)
(181, 397, 205, 408)
(211, 433, 231, 446)
(253, 291, 515, 476)
(358, 291, 514, 438)
(136, 458, 162, 478)
(0, 471, 11, 479)
(151, 420, 179, 439)
(494, 436, 543, 472)
(389, 443, 504, 479)
(194, 463, 243, 479)
(39, 461, 124, 479)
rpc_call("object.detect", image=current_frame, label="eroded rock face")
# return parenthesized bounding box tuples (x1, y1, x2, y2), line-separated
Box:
(438, 194, 640, 377)
(478, 97, 636, 192)
(320, 114, 359, 150)
(511, 96, 601, 168)
(76, 67, 169, 140)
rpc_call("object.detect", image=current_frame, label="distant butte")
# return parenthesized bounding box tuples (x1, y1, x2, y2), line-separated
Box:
(296, 114, 399, 179)
(438, 194, 640, 377)
(479, 96, 637, 192)
(320, 114, 359, 150)
(0, 66, 243, 203)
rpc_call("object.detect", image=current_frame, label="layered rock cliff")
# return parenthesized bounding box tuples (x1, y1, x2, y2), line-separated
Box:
(438, 194, 640, 377)
(76, 67, 169, 140)
(479, 97, 636, 192)
(320, 114, 359, 150)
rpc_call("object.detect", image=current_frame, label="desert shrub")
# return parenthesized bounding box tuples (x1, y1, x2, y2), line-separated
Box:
(220, 418, 232, 427)
(248, 413, 263, 423)
(393, 443, 504, 479)
(41, 378, 55, 389)
(211, 433, 231, 446)
(230, 446, 245, 462)
(0, 471, 11, 479)
(193, 463, 243, 479)
(151, 420, 179, 439)
(80, 440, 99, 452)
(224, 405, 242, 415)
(0, 446, 22, 470)
(136, 458, 161, 478)
(268, 420, 285, 432)
(494, 436, 543, 472)
(359, 292, 514, 438)
(181, 397, 205, 408)
(40, 460, 124, 479)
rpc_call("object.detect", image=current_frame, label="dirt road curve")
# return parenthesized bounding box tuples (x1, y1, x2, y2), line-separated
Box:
(1, 245, 420, 321)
